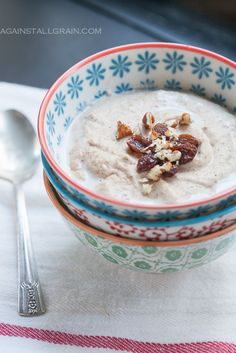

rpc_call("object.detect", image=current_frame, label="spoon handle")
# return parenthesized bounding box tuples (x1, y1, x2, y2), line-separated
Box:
(15, 183, 45, 316)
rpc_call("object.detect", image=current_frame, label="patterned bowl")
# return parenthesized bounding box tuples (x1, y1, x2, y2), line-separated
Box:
(44, 172, 236, 273)
(43, 158, 236, 241)
(38, 43, 236, 220)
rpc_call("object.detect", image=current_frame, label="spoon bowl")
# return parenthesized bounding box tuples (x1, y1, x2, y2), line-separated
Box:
(0, 109, 40, 183)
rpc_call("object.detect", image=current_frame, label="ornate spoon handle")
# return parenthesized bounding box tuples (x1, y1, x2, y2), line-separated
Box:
(15, 183, 45, 316)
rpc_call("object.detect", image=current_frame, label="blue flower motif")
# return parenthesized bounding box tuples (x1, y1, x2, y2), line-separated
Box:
(67, 75, 83, 99)
(190, 57, 212, 79)
(86, 63, 106, 86)
(217, 194, 236, 210)
(64, 116, 74, 130)
(211, 93, 226, 107)
(186, 206, 212, 218)
(70, 189, 90, 205)
(109, 55, 132, 78)
(54, 91, 66, 116)
(163, 51, 186, 74)
(57, 134, 62, 146)
(94, 90, 107, 99)
(76, 101, 87, 114)
(140, 78, 156, 90)
(115, 83, 133, 94)
(153, 211, 183, 221)
(122, 209, 148, 220)
(135, 51, 159, 74)
(164, 79, 182, 91)
(46, 111, 55, 135)
(215, 67, 235, 90)
(46, 132, 54, 155)
(190, 84, 206, 97)
(92, 201, 117, 214)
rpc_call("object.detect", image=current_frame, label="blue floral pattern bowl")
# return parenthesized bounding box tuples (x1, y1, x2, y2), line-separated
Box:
(38, 43, 236, 220)
(44, 173, 236, 273)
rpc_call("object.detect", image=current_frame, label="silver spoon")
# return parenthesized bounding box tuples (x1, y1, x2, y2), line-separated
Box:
(0, 109, 45, 316)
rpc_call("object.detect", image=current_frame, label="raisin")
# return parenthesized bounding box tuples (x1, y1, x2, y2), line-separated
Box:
(163, 164, 179, 177)
(137, 154, 158, 172)
(178, 134, 200, 147)
(127, 134, 152, 153)
(153, 123, 168, 137)
(171, 140, 198, 165)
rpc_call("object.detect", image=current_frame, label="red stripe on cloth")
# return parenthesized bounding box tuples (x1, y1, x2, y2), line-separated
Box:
(0, 323, 235, 353)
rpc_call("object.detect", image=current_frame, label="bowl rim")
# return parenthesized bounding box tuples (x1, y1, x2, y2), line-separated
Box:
(38, 42, 236, 211)
(44, 172, 236, 247)
(42, 152, 236, 227)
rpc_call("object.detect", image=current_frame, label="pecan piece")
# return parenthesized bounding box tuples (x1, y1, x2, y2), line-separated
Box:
(166, 119, 178, 128)
(127, 134, 152, 153)
(142, 183, 153, 195)
(137, 153, 157, 172)
(146, 162, 172, 181)
(142, 112, 155, 129)
(146, 165, 163, 181)
(116, 121, 133, 140)
(179, 113, 191, 126)
(155, 149, 181, 162)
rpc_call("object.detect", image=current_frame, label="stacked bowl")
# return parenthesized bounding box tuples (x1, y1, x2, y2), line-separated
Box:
(38, 43, 236, 273)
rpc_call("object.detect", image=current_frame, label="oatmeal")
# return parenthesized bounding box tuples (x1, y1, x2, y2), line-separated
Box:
(67, 90, 236, 204)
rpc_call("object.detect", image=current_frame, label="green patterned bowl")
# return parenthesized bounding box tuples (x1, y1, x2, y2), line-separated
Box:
(44, 174, 236, 273)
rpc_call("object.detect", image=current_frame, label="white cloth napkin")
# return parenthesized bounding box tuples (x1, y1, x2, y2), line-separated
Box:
(1, 82, 236, 353)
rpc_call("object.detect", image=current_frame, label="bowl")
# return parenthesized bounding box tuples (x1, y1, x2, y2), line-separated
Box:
(43, 156, 236, 241)
(38, 42, 236, 220)
(44, 172, 236, 273)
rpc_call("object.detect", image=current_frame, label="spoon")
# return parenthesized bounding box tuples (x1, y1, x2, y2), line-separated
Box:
(0, 109, 45, 316)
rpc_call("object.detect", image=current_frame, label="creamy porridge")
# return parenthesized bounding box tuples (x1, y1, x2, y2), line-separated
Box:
(67, 90, 236, 204)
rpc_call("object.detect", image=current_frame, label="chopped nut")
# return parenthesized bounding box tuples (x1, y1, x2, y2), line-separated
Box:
(155, 149, 181, 162)
(139, 177, 149, 183)
(161, 161, 173, 173)
(164, 129, 171, 138)
(168, 127, 179, 139)
(179, 113, 191, 126)
(142, 183, 153, 195)
(169, 150, 182, 162)
(153, 138, 170, 152)
(150, 130, 158, 140)
(147, 165, 163, 181)
(166, 119, 178, 128)
(116, 121, 133, 140)
(142, 112, 155, 129)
